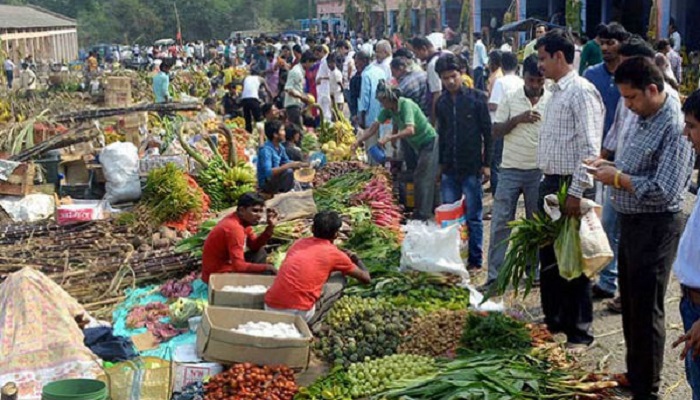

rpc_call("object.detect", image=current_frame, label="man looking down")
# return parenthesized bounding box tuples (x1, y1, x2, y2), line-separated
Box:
(265, 211, 371, 322)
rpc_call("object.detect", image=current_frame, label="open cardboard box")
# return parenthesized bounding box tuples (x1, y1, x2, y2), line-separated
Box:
(208, 273, 276, 309)
(196, 307, 312, 370)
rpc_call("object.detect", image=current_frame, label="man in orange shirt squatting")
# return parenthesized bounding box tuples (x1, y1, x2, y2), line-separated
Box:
(201, 192, 278, 284)
(265, 211, 372, 322)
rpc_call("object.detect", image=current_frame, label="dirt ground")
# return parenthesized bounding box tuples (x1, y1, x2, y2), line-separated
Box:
(477, 189, 698, 400)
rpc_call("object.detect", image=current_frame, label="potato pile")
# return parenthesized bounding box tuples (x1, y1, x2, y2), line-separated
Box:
(398, 309, 469, 358)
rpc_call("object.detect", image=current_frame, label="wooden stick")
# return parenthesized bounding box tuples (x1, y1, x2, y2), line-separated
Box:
(53, 102, 202, 123)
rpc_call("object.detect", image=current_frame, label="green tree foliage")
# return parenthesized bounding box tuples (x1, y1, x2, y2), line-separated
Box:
(0, 0, 311, 45)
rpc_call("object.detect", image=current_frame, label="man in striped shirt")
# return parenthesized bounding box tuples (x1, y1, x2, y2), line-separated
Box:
(535, 29, 605, 351)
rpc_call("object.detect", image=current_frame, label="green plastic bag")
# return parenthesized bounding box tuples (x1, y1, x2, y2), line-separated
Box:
(554, 217, 584, 281)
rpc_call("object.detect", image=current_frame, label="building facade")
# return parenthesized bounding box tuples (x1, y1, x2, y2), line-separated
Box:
(318, 0, 697, 51)
(0, 5, 78, 64)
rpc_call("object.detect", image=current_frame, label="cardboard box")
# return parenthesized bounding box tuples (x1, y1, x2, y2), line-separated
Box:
(196, 307, 312, 370)
(56, 200, 109, 225)
(208, 274, 276, 309)
(172, 344, 223, 393)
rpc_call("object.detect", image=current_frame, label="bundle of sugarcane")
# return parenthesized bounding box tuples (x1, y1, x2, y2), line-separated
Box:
(0, 219, 199, 319)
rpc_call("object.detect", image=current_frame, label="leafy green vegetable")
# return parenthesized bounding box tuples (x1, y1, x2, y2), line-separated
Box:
(143, 163, 203, 224)
(459, 312, 532, 354)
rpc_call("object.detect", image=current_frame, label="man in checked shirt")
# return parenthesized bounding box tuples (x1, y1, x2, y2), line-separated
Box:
(535, 29, 604, 352)
(590, 56, 694, 400)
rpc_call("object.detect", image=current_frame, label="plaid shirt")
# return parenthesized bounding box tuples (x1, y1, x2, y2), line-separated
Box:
(397, 69, 429, 116)
(537, 70, 605, 197)
(611, 94, 694, 214)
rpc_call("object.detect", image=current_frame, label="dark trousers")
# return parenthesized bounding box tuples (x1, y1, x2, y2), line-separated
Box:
(618, 212, 682, 399)
(490, 137, 504, 194)
(262, 169, 294, 195)
(241, 98, 262, 134)
(286, 105, 303, 130)
(538, 174, 594, 345)
(473, 66, 486, 91)
(5, 70, 12, 89)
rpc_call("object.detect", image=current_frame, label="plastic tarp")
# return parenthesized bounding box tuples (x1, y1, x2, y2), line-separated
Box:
(0, 268, 102, 399)
(111, 279, 209, 361)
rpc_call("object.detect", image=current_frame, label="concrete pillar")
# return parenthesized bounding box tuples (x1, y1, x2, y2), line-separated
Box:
(581, 0, 587, 33)
(519, 0, 527, 49)
(440, 0, 447, 28)
(474, 0, 482, 34)
(601, 0, 612, 23)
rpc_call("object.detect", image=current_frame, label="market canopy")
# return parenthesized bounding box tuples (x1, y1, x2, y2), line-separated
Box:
(498, 18, 564, 33)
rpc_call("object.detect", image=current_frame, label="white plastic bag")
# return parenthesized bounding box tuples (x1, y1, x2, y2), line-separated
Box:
(101, 142, 142, 203)
(400, 220, 468, 280)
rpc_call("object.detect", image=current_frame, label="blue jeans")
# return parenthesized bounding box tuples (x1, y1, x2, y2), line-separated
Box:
(681, 297, 700, 400)
(473, 67, 486, 91)
(487, 168, 542, 283)
(597, 189, 620, 294)
(441, 172, 483, 267)
(490, 138, 504, 195)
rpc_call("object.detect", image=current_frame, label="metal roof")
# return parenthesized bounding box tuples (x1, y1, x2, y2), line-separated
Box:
(0, 5, 76, 29)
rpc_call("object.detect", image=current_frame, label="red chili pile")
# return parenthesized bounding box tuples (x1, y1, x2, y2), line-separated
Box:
(354, 175, 402, 233)
(204, 363, 298, 400)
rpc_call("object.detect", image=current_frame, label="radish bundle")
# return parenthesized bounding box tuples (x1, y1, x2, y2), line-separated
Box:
(353, 175, 403, 234)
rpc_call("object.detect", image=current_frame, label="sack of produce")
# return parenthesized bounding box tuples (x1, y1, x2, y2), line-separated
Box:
(400, 221, 468, 280)
(101, 142, 141, 203)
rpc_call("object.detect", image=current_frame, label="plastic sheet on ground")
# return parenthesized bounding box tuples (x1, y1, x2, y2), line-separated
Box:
(0, 268, 102, 399)
(0, 193, 55, 222)
(112, 279, 209, 360)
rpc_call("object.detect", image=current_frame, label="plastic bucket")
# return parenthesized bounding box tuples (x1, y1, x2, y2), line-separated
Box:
(367, 145, 386, 164)
(42, 379, 107, 400)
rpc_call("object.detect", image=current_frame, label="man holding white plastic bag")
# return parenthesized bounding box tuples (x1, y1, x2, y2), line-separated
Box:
(535, 30, 603, 352)
(589, 57, 693, 400)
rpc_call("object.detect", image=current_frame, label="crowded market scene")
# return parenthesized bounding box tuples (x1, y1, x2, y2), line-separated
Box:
(1, 0, 700, 399)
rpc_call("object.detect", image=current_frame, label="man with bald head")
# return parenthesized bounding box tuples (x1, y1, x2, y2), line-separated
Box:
(374, 40, 393, 81)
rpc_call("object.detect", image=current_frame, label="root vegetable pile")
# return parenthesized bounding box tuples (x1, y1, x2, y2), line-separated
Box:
(205, 363, 298, 400)
(313, 296, 419, 367)
(346, 354, 436, 397)
(312, 161, 367, 187)
(353, 175, 402, 233)
(398, 310, 468, 358)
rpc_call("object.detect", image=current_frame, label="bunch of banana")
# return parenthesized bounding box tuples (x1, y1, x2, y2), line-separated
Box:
(331, 105, 356, 146)
(197, 157, 257, 211)
(203, 119, 219, 132)
(0, 100, 11, 123)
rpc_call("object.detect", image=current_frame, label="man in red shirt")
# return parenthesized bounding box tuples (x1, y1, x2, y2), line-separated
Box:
(264, 211, 371, 321)
(201, 192, 277, 284)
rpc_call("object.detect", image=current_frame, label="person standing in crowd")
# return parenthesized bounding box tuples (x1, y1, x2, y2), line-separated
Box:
(500, 37, 513, 53)
(152, 61, 171, 103)
(590, 56, 693, 400)
(336, 40, 355, 109)
(657, 39, 682, 85)
(277, 46, 293, 99)
(352, 81, 439, 221)
(582, 22, 629, 301)
(201, 193, 277, 284)
(485, 54, 550, 289)
(408, 36, 448, 125)
(356, 51, 384, 131)
(472, 32, 488, 91)
(4, 57, 15, 89)
(669, 20, 682, 53)
(488, 51, 524, 210)
(265, 51, 280, 100)
(316, 45, 333, 122)
(18, 62, 36, 98)
(536, 29, 604, 352)
(328, 54, 345, 111)
(391, 56, 428, 115)
(257, 120, 305, 195)
(240, 69, 273, 134)
(579, 24, 605, 75)
(671, 89, 700, 400)
(486, 50, 503, 98)
(348, 52, 365, 124)
(285, 51, 316, 129)
(435, 53, 492, 271)
(292, 44, 303, 66)
(374, 40, 393, 81)
(523, 23, 548, 60)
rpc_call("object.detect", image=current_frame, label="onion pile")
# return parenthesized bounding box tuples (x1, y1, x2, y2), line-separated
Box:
(204, 363, 297, 400)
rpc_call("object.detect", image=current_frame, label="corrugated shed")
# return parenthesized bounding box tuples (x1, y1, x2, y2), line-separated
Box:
(0, 5, 76, 29)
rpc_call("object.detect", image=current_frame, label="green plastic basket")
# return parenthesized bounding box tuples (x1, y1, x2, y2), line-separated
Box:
(42, 379, 108, 400)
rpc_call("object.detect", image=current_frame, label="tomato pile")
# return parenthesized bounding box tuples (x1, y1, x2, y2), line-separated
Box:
(204, 363, 298, 400)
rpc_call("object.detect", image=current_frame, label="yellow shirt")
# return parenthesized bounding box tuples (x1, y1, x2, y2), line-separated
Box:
(87, 56, 98, 72)
(223, 67, 235, 87)
(462, 74, 474, 88)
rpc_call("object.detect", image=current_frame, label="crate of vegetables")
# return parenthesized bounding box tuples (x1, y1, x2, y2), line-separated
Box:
(208, 273, 276, 309)
(196, 307, 313, 370)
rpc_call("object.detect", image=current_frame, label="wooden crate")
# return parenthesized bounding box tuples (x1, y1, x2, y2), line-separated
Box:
(0, 163, 36, 196)
(105, 77, 132, 108)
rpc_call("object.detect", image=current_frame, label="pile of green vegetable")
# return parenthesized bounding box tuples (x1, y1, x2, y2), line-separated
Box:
(197, 156, 256, 211)
(346, 354, 436, 397)
(143, 163, 203, 224)
(379, 353, 617, 399)
(345, 272, 470, 312)
(313, 296, 419, 368)
(313, 170, 375, 212)
(459, 312, 532, 354)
